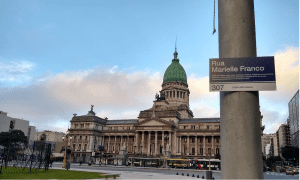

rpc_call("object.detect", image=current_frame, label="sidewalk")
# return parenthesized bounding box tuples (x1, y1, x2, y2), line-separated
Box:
(51, 165, 220, 179)
(52, 162, 221, 173)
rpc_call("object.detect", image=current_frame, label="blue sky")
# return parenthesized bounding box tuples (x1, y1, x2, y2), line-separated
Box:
(0, 0, 298, 134)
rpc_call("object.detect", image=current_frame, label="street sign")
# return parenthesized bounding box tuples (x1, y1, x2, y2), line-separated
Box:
(209, 56, 276, 91)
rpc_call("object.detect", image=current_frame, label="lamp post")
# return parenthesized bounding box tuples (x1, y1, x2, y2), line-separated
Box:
(62, 131, 72, 169)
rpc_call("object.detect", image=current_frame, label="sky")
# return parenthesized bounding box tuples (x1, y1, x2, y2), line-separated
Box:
(0, 0, 298, 134)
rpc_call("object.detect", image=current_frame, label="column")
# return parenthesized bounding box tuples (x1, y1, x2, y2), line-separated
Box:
(141, 131, 144, 154)
(162, 131, 165, 154)
(169, 131, 172, 152)
(179, 136, 182, 154)
(120, 136, 123, 150)
(127, 135, 129, 151)
(187, 135, 190, 155)
(155, 131, 158, 154)
(135, 132, 138, 153)
(212, 136, 215, 156)
(108, 136, 111, 152)
(175, 135, 178, 153)
(203, 136, 206, 156)
(114, 135, 116, 153)
(195, 136, 198, 156)
(148, 132, 151, 155)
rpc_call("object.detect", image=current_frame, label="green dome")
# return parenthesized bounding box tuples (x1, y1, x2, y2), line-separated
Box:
(163, 49, 187, 84)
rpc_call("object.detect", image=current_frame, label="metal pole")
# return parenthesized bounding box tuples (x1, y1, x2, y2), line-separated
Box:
(218, 0, 263, 179)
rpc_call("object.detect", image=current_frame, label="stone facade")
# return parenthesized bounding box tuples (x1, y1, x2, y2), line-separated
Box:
(68, 49, 220, 163)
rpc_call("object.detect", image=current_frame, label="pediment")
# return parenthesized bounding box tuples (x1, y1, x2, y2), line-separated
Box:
(135, 117, 174, 127)
(140, 120, 166, 126)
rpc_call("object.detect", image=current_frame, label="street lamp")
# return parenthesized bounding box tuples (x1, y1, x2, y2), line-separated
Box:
(62, 131, 72, 169)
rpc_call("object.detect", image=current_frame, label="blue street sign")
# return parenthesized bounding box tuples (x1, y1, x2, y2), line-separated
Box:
(209, 56, 276, 91)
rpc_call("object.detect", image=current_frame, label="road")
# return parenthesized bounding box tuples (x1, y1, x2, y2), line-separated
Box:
(50, 162, 299, 179)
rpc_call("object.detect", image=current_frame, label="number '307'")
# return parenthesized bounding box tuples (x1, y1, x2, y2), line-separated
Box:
(212, 85, 224, 90)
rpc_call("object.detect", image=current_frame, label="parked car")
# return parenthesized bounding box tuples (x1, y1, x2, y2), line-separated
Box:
(286, 169, 294, 175)
(293, 168, 299, 175)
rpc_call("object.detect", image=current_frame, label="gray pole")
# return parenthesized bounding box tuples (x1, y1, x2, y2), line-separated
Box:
(218, 0, 263, 179)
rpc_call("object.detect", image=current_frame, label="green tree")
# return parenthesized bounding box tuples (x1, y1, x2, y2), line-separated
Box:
(281, 146, 299, 160)
(0, 130, 28, 148)
(266, 156, 281, 167)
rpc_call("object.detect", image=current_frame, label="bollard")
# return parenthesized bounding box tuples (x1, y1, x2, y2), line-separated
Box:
(187, 173, 189, 176)
(176, 172, 178, 175)
(212, 177, 214, 179)
(202, 175, 204, 179)
(182, 173, 184, 176)
(197, 175, 200, 178)
(206, 171, 212, 180)
(192, 174, 195, 177)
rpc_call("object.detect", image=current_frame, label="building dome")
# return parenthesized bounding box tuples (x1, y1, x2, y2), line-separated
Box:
(163, 48, 187, 84)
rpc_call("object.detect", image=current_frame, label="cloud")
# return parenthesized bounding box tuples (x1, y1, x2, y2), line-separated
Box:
(261, 109, 288, 134)
(0, 60, 35, 83)
(260, 46, 299, 104)
(192, 106, 220, 118)
(0, 66, 163, 132)
(1, 46, 297, 133)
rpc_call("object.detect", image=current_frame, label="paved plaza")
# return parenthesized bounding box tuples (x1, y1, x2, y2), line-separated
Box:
(50, 162, 299, 179)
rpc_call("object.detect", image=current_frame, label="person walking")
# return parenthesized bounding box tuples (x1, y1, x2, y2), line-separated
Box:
(50, 158, 53, 168)
(80, 160, 82, 166)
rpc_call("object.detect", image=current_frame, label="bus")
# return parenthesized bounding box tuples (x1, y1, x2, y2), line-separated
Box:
(194, 159, 221, 170)
(167, 159, 194, 169)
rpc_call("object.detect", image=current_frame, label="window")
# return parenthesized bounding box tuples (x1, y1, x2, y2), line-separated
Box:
(84, 144, 87, 151)
(184, 137, 187, 142)
(208, 138, 211, 143)
(207, 125, 209, 130)
(75, 124, 78, 128)
(74, 136, 76, 140)
(85, 136, 88, 140)
(79, 144, 81, 150)
(80, 136, 82, 140)
(183, 126, 186, 129)
(192, 138, 195, 143)
(200, 138, 203, 143)
(73, 144, 76, 150)
(216, 138, 219, 143)
(216, 148, 220, 154)
(81, 124, 84, 128)
(192, 125, 195, 129)
(200, 148, 203, 154)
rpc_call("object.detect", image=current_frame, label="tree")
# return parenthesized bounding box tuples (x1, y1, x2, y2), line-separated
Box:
(266, 156, 281, 167)
(60, 146, 71, 154)
(281, 146, 299, 161)
(0, 130, 28, 148)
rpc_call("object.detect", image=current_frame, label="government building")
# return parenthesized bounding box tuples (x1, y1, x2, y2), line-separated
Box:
(68, 48, 221, 164)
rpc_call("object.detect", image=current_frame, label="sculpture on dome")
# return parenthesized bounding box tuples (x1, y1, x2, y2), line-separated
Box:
(155, 92, 165, 101)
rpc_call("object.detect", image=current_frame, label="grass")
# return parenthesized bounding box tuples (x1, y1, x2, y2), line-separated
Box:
(0, 166, 118, 179)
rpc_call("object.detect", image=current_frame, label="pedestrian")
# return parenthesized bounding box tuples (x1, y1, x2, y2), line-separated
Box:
(50, 158, 53, 168)
(80, 160, 82, 166)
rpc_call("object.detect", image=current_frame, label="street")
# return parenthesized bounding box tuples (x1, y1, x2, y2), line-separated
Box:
(50, 162, 299, 179)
